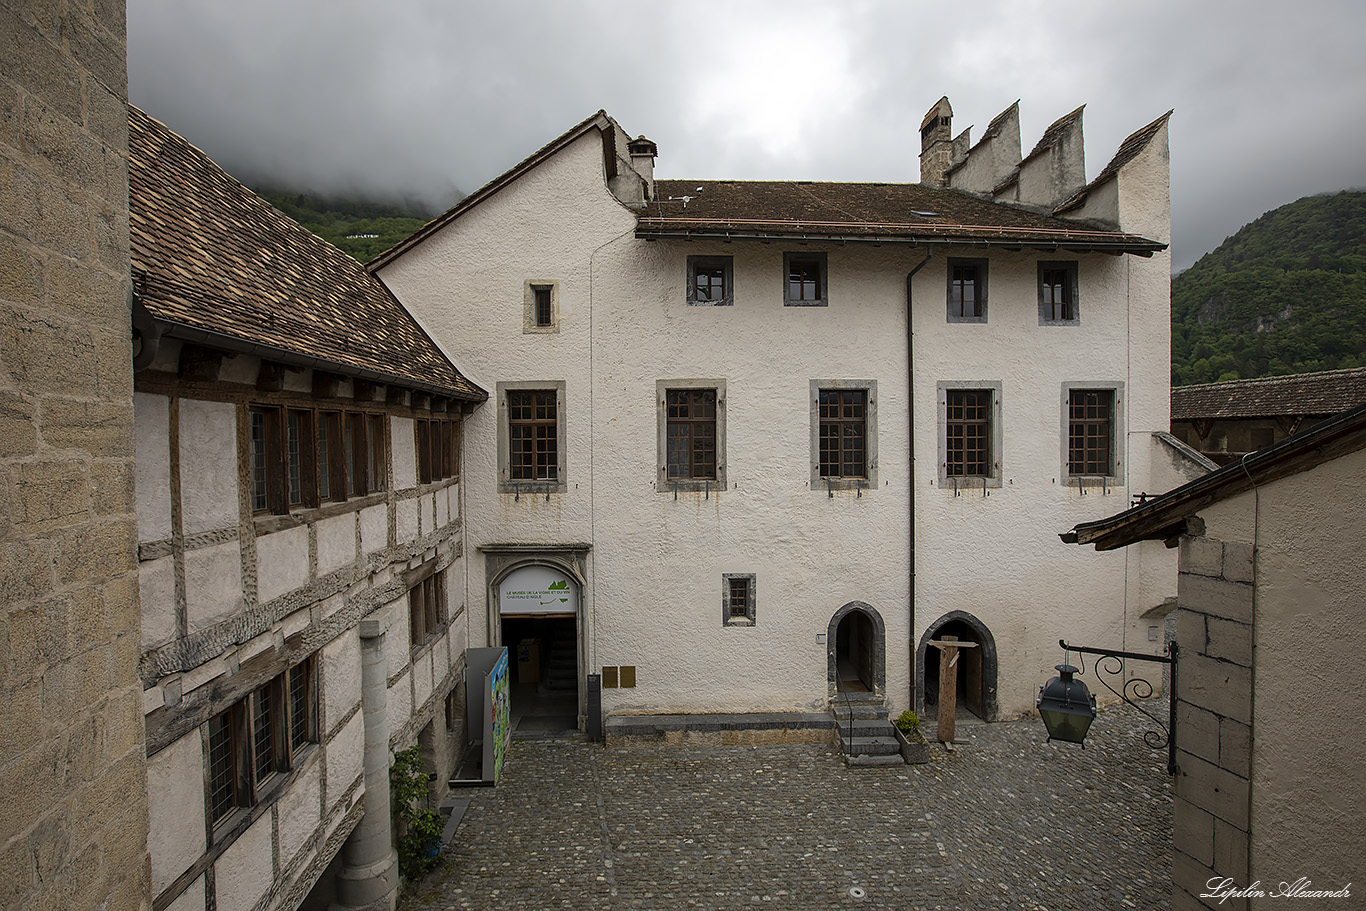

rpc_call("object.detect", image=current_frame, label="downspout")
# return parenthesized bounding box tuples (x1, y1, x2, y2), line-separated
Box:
(905, 250, 932, 710)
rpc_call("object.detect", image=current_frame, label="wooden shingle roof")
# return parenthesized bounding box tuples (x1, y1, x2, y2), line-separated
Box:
(639, 179, 1164, 253)
(1171, 368, 1366, 421)
(128, 105, 484, 401)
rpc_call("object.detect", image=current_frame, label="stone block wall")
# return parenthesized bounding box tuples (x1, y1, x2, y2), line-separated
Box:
(1171, 535, 1254, 910)
(0, 1, 150, 910)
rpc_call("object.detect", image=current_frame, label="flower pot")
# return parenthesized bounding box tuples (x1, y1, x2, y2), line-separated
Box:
(893, 724, 931, 764)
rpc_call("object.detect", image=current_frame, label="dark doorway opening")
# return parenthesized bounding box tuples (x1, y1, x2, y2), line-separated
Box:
(921, 617, 989, 720)
(835, 610, 875, 692)
(500, 614, 578, 734)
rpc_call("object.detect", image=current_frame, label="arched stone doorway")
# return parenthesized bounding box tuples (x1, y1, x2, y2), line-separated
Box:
(917, 611, 998, 722)
(826, 601, 886, 699)
(490, 560, 583, 734)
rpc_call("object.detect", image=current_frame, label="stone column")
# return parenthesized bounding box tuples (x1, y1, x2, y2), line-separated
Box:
(333, 618, 400, 910)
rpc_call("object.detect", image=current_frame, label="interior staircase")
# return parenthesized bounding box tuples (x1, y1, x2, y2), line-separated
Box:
(830, 694, 904, 767)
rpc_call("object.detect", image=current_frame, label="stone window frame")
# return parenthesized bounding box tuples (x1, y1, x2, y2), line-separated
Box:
(809, 379, 877, 492)
(946, 257, 989, 323)
(1038, 260, 1080, 326)
(937, 381, 1004, 489)
(783, 251, 828, 307)
(686, 255, 734, 306)
(497, 380, 568, 495)
(722, 573, 756, 627)
(656, 378, 726, 493)
(1060, 381, 1125, 483)
(205, 657, 317, 833)
(522, 280, 560, 333)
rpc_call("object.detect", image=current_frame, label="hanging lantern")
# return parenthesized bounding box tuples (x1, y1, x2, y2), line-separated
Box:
(1037, 664, 1096, 745)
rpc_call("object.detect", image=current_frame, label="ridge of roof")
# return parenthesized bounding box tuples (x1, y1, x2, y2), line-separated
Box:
(1022, 104, 1084, 164)
(128, 105, 485, 401)
(1063, 401, 1366, 551)
(1055, 110, 1173, 215)
(367, 109, 613, 272)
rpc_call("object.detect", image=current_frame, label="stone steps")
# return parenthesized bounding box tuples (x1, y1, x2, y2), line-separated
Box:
(829, 698, 907, 766)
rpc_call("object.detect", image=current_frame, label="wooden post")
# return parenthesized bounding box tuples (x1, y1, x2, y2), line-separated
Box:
(927, 637, 979, 746)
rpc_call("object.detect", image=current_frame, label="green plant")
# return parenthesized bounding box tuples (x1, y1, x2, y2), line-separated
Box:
(894, 710, 921, 735)
(390, 745, 443, 879)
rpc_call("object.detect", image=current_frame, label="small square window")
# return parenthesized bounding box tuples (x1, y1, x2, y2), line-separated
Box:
(1039, 261, 1079, 325)
(723, 573, 756, 626)
(947, 259, 988, 323)
(687, 256, 733, 306)
(783, 252, 828, 307)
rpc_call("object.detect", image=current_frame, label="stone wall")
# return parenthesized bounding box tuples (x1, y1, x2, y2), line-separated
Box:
(1171, 536, 1254, 910)
(0, 1, 150, 910)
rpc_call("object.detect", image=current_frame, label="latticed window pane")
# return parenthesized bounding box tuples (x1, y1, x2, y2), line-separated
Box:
(249, 410, 268, 510)
(286, 412, 303, 505)
(818, 390, 866, 478)
(1042, 268, 1072, 321)
(1069, 390, 1112, 475)
(288, 665, 309, 752)
(665, 389, 717, 480)
(251, 687, 274, 783)
(728, 577, 749, 619)
(946, 390, 991, 477)
(207, 712, 236, 823)
(509, 391, 557, 480)
(950, 265, 980, 318)
(318, 418, 331, 500)
(534, 286, 552, 326)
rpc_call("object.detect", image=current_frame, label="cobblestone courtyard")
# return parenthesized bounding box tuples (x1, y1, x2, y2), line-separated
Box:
(406, 704, 1172, 910)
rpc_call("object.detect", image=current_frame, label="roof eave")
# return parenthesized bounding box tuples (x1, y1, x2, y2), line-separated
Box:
(634, 226, 1163, 256)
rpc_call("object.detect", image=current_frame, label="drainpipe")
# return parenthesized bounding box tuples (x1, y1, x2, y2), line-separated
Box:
(905, 251, 932, 711)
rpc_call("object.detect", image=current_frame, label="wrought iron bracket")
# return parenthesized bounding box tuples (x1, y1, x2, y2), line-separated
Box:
(1059, 638, 1179, 775)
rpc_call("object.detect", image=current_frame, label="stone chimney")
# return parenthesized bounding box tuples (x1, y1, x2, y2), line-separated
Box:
(919, 96, 953, 187)
(628, 135, 657, 200)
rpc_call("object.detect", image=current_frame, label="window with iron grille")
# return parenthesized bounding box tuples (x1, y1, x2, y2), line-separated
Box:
(508, 390, 558, 481)
(533, 286, 553, 326)
(686, 255, 733, 306)
(722, 573, 756, 626)
(945, 390, 991, 477)
(818, 389, 866, 479)
(1038, 261, 1079, 324)
(783, 251, 828, 306)
(410, 569, 445, 650)
(947, 259, 988, 322)
(205, 658, 316, 828)
(1068, 389, 1113, 475)
(665, 389, 717, 480)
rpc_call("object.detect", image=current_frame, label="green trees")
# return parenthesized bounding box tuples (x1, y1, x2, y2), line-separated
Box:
(255, 189, 445, 263)
(1171, 191, 1366, 385)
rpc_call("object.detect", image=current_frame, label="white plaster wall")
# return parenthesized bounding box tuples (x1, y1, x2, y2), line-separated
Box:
(388, 669, 411, 726)
(322, 628, 361, 734)
(325, 710, 364, 809)
(1242, 446, 1366, 884)
(359, 504, 387, 555)
(147, 729, 206, 895)
(391, 415, 416, 489)
(213, 813, 272, 911)
(140, 555, 176, 650)
(256, 524, 309, 604)
(134, 392, 171, 542)
(165, 876, 205, 911)
(316, 513, 355, 577)
(276, 758, 322, 865)
(396, 499, 418, 543)
(178, 399, 240, 535)
(380, 123, 1174, 720)
(414, 650, 433, 709)
(183, 540, 242, 632)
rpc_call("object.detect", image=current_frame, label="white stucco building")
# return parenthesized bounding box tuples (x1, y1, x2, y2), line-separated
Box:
(371, 97, 1201, 747)
(128, 107, 485, 911)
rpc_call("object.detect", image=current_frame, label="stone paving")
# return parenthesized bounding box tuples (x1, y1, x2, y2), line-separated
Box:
(405, 703, 1172, 910)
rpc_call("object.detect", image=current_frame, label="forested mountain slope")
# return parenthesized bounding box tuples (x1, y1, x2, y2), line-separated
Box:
(1171, 190, 1366, 385)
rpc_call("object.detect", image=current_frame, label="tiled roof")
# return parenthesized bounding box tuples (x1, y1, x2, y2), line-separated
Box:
(1171, 368, 1366, 420)
(1056, 111, 1172, 216)
(128, 106, 484, 401)
(640, 179, 1163, 253)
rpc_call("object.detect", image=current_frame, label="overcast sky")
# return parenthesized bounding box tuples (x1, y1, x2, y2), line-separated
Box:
(127, 0, 1366, 272)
